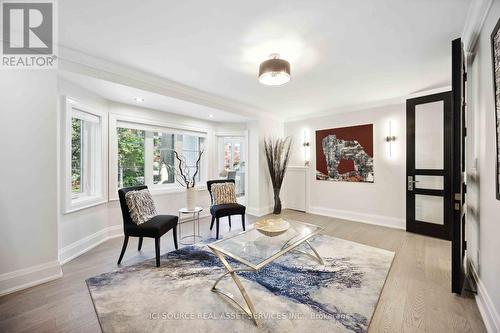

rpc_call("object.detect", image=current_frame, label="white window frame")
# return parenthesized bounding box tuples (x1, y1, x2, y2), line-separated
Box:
(62, 96, 107, 213)
(109, 113, 208, 200)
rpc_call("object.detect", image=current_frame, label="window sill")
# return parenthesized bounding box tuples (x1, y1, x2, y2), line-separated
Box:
(108, 185, 207, 201)
(64, 196, 108, 214)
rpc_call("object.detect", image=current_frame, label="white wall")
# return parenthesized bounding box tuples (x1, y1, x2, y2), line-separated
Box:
(0, 71, 61, 295)
(466, 1, 500, 330)
(284, 104, 406, 228)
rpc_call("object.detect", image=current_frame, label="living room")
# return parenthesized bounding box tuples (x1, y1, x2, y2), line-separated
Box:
(1, 0, 499, 332)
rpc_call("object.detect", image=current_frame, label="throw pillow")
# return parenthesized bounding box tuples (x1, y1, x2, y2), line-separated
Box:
(211, 182, 237, 205)
(125, 189, 157, 225)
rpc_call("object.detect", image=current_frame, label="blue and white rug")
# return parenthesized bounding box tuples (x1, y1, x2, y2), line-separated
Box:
(86, 235, 394, 333)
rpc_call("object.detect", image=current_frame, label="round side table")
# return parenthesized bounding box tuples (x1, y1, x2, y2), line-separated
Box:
(178, 207, 203, 245)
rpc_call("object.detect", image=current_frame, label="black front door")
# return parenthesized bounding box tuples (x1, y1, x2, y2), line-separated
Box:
(406, 92, 453, 240)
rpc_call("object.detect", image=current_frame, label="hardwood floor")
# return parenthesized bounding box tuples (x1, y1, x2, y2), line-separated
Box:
(0, 210, 486, 332)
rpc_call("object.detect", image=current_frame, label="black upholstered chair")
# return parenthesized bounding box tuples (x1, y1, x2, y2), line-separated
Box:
(117, 185, 178, 267)
(207, 179, 246, 239)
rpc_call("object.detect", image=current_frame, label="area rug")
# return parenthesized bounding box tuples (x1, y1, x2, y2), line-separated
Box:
(86, 235, 394, 333)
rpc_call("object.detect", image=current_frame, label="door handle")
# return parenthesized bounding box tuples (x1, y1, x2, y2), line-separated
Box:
(408, 176, 419, 191)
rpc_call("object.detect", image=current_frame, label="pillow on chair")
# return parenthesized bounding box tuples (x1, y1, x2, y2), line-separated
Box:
(211, 183, 237, 205)
(125, 189, 157, 225)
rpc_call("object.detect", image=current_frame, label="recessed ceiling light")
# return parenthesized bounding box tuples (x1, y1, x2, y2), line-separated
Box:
(208, 114, 214, 118)
(134, 97, 144, 103)
(259, 53, 291, 86)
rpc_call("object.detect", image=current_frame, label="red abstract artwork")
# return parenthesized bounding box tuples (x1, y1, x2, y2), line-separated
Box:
(316, 124, 374, 182)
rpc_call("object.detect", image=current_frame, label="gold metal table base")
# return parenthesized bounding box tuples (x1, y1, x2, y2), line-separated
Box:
(210, 240, 324, 326)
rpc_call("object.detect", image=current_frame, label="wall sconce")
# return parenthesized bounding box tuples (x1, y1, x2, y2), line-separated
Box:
(303, 129, 311, 166)
(385, 121, 397, 157)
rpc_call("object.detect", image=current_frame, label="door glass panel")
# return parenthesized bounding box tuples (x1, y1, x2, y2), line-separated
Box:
(415, 175, 444, 190)
(415, 194, 444, 224)
(415, 101, 444, 169)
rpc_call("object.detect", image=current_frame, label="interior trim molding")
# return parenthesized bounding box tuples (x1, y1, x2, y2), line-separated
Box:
(59, 225, 123, 265)
(462, 0, 494, 53)
(0, 261, 62, 297)
(308, 206, 405, 230)
(246, 205, 274, 217)
(58, 46, 278, 122)
(285, 86, 452, 123)
(470, 264, 500, 333)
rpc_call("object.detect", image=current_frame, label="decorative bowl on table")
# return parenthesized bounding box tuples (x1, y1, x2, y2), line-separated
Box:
(254, 218, 290, 237)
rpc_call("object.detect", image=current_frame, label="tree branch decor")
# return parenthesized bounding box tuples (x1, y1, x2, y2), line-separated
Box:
(264, 136, 292, 214)
(165, 150, 204, 188)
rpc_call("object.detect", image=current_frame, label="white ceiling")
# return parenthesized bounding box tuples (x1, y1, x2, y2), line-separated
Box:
(59, 0, 471, 120)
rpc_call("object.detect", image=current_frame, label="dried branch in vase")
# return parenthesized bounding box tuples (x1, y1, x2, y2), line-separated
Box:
(164, 149, 204, 188)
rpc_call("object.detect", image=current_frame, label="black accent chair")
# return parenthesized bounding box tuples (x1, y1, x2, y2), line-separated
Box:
(117, 185, 178, 267)
(207, 179, 246, 239)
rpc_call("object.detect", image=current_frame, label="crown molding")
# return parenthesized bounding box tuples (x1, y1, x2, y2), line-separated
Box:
(462, 0, 493, 53)
(58, 46, 280, 122)
(284, 86, 451, 123)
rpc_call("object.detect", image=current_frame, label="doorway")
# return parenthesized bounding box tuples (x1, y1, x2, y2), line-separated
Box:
(217, 135, 247, 205)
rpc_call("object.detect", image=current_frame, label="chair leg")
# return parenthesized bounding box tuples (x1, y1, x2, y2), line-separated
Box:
(138, 237, 143, 251)
(173, 226, 178, 250)
(155, 238, 161, 267)
(117, 235, 129, 265)
(210, 216, 215, 230)
(228, 215, 232, 229)
(216, 217, 220, 240)
(242, 214, 246, 231)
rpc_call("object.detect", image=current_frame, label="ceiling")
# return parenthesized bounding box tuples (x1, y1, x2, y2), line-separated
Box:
(59, 0, 471, 120)
(59, 71, 251, 123)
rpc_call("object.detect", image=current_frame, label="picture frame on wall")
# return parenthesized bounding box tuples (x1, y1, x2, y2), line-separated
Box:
(491, 17, 500, 200)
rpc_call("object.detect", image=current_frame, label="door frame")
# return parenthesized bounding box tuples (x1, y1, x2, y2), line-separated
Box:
(406, 91, 454, 240)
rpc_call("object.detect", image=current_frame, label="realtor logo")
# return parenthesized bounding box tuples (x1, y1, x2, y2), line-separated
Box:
(1, 1, 57, 68)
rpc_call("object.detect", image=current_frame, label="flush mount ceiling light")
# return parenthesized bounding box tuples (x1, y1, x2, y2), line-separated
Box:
(134, 97, 144, 103)
(258, 53, 291, 86)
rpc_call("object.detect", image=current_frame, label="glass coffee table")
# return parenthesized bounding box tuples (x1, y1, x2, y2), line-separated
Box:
(207, 220, 324, 325)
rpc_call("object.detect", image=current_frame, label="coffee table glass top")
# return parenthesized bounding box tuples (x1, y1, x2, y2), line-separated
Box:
(208, 220, 322, 270)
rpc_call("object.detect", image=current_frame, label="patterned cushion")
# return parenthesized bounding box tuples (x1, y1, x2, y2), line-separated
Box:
(211, 183, 237, 205)
(125, 189, 157, 225)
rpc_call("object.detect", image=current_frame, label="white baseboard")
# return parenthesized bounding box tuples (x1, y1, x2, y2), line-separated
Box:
(470, 265, 500, 333)
(246, 205, 274, 217)
(308, 206, 405, 230)
(0, 260, 62, 297)
(59, 225, 122, 265)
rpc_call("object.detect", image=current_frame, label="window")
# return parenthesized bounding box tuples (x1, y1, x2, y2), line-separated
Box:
(63, 97, 107, 213)
(117, 128, 145, 188)
(114, 120, 206, 193)
(71, 118, 83, 193)
(180, 134, 204, 183)
(153, 132, 175, 185)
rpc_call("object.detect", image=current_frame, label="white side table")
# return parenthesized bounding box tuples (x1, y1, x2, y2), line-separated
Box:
(178, 207, 203, 245)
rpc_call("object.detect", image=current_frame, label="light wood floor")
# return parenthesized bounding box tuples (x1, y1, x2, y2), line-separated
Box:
(0, 210, 486, 333)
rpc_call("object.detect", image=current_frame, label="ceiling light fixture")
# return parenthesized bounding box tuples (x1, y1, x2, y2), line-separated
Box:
(208, 114, 214, 118)
(258, 53, 291, 86)
(134, 97, 144, 102)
